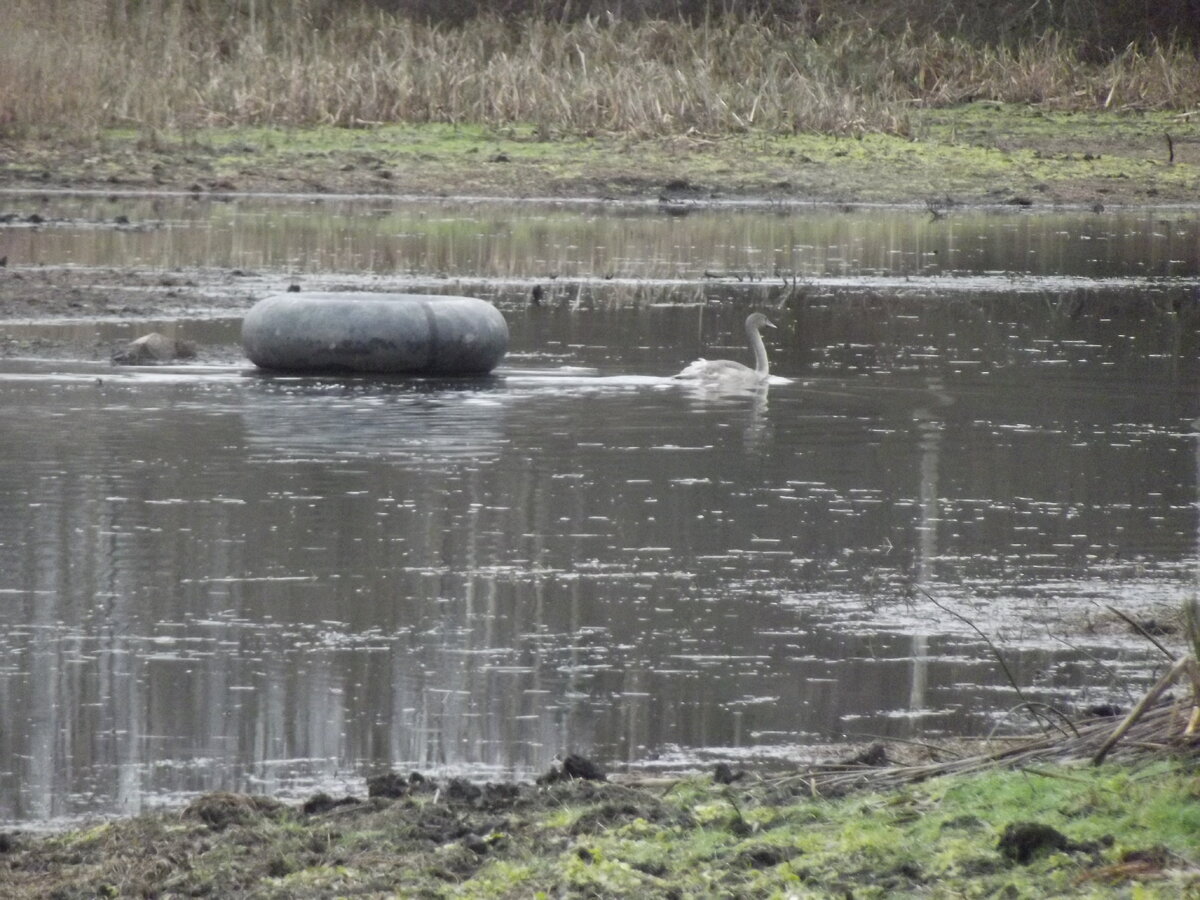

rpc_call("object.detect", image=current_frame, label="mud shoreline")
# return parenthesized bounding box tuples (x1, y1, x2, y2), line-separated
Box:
(3, 737, 1197, 898)
(2, 106, 1198, 352)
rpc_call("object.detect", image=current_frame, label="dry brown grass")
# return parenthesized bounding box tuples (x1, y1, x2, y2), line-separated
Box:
(3, 1, 1198, 140)
(900, 30, 1200, 108)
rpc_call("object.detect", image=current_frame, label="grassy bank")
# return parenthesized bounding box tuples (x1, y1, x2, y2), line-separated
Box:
(2, 757, 1198, 898)
(4, 1, 1199, 142)
(2, 102, 1194, 206)
(4, 2, 1196, 206)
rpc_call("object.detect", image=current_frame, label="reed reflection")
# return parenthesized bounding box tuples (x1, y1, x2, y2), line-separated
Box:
(907, 376, 953, 726)
(4, 195, 1197, 283)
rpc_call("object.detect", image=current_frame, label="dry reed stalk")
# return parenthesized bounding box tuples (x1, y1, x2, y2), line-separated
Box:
(774, 600, 1200, 797)
(1092, 657, 1200, 765)
(771, 700, 1200, 798)
(4, 2, 1198, 139)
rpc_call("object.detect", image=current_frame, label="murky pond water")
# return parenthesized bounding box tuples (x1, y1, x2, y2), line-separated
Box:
(1, 194, 1198, 824)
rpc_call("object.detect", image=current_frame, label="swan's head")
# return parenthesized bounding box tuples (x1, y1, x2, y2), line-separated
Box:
(746, 312, 776, 332)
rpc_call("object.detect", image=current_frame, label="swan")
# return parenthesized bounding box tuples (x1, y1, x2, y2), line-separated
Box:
(674, 312, 778, 386)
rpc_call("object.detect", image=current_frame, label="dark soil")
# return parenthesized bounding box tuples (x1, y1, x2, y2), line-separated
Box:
(0, 764, 703, 898)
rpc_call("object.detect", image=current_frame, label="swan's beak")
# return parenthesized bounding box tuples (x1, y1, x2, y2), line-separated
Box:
(764, 319, 776, 328)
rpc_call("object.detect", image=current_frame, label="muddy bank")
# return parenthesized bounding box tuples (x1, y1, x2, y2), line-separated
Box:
(2, 106, 1197, 208)
(2, 740, 1197, 899)
(0, 265, 259, 321)
(0, 264, 263, 360)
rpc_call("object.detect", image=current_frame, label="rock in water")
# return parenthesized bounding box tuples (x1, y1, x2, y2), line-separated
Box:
(112, 332, 197, 365)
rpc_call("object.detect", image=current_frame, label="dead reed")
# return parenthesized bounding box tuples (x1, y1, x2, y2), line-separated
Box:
(770, 598, 1200, 797)
(768, 699, 1200, 800)
(3, 1, 1198, 139)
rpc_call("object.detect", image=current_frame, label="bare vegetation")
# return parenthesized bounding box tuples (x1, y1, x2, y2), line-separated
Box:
(3, 1, 1198, 140)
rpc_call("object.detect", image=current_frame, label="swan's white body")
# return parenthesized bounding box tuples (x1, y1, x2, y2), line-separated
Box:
(674, 312, 776, 386)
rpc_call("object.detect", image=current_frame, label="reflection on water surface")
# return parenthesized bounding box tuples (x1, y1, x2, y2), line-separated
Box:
(3, 192, 1199, 282)
(0, 194, 1198, 825)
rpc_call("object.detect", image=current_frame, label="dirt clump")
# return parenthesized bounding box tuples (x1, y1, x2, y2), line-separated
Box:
(300, 792, 361, 816)
(569, 797, 692, 836)
(366, 771, 417, 799)
(998, 821, 1110, 864)
(182, 791, 286, 830)
(537, 752, 607, 783)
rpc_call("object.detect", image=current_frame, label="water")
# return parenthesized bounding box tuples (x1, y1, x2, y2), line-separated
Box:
(0, 194, 1198, 825)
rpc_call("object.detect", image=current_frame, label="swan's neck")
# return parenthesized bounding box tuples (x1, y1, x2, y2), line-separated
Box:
(748, 322, 769, 377)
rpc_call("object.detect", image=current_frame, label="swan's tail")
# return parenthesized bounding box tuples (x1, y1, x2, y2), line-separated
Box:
(673, 358, 711, 380)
